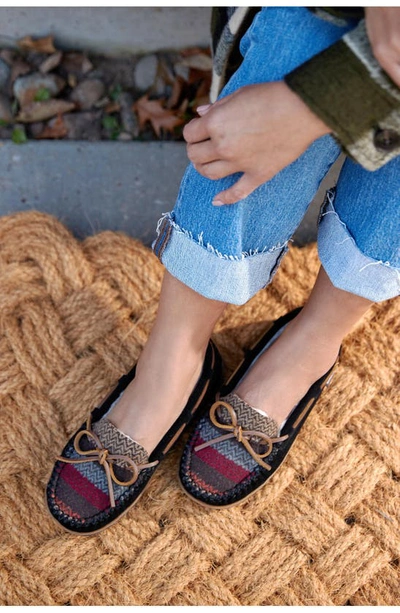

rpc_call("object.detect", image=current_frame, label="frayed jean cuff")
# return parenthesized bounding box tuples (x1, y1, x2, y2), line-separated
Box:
(318, 189, 400, 302)
(152, 212, 288, 305)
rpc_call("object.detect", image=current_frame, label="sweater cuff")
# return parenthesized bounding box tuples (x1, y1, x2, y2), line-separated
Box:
(285, 20, 400, 170)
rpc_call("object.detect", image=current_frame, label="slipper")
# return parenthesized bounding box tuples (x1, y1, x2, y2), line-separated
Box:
(46, 339, 223, 534)
(179, 308, 339, 508)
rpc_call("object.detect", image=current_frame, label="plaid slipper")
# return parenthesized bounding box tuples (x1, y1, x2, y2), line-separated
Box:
(179, 308, 339, 508)
(46, 339, 223, 534)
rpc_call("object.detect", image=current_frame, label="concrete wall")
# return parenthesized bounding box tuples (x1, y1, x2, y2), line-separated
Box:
(0, 7, 212, 55)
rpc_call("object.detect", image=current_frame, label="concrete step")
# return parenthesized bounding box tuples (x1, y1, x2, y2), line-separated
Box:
(0, 140, 189, 243)
(0, 7, 211, 55)
(0, 140, 342, 246)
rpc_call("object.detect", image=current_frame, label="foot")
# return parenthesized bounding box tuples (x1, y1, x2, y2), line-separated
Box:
(235, 314, 340, 430)
(105, 343, 206, 455)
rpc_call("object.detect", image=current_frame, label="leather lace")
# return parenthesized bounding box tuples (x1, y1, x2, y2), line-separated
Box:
(56, 416, 159, 507)
(194, 400, 289, 470)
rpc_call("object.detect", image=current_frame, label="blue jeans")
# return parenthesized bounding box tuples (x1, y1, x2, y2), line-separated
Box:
(153, 7, 400, 305)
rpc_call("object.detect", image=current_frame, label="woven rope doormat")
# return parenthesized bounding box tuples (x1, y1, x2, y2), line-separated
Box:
(0, 210, 398, 606)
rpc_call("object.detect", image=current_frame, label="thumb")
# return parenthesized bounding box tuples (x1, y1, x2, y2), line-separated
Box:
(212, 174, 260, 206)
(197, 104, 212, 116)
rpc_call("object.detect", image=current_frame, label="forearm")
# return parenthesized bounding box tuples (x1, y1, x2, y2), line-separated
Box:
(284, 19, 400, 170)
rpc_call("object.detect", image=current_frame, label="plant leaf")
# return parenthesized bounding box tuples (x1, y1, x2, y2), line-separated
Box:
(12, 127, 28, 144)
(109, 84, 123, 101)
(102, 115, 119, 130)
(102, 115, 120, 139)
(34, 87, 51, 102)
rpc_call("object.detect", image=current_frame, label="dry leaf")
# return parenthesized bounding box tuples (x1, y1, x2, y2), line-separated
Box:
(187, 68, 212, 86)
(18, 35, 57, 54)
(157, 57, 176, 86)
(104, 101, 121, 114)
(180, 46, 210, 58)
(151, 112, 184, 137)
(36, 114, 68, 139)
(16, 99, 75, 123)
(11, 59, 31, 84)
(179, 98, 189, 114)
(39, 51, 63, 74)
(192, 95, 210, 109)
(62, 52, 93, 76)
(179, 53, 213, 72)
(133, 95, 184, 137)
(190, 76, 211, 110)
(166, 76, 184, 109)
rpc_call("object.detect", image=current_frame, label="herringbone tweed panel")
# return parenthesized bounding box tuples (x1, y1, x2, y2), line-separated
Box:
(0, 210, 398, 606)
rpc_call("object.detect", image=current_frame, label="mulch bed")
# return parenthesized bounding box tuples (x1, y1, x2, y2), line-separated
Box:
(0, 35, 212, 143)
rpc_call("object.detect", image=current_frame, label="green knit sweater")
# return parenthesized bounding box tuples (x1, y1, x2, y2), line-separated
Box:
(210, 7, 400, 171)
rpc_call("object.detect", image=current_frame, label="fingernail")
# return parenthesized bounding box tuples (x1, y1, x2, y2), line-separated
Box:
(212, 198, 224, 206)
(197, 104, 211, 114)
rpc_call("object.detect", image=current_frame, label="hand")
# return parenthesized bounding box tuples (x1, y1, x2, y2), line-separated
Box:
(183, 81, 330, 205)
(365, 7, 400, 88)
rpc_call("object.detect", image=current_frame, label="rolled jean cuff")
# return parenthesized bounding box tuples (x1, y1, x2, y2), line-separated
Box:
(318, 189, 400, 302)
(152, 212, 288, 305)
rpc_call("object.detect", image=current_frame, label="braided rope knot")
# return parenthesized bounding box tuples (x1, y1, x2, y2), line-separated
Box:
(56, 416, 159, 507)
(194, 399, 289, 470)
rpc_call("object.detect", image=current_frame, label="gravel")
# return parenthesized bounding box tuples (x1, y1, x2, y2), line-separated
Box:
(0, 42, 211, 142)
(69, 78, 105, 110)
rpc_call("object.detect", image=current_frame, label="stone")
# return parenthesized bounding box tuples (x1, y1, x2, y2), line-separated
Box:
(89, 56, 136, 90)
(94, 96, 111, 109)
(0, 58, 11, 89)
(61, 52, 94, 77)
(119, 92, 139, 138)
(70, 78, 105, 110)
(0, 49, 15, 65)
(25, 51, 49, 70)
(28, 121, 45, 138)
(134, 54, 158, 92)
(0, 94, 13, 123)
(13, 72, 65, 107)
(62, 111, 102, 140)
(117, 131, 133, 141)
(0, 125, 13, 139)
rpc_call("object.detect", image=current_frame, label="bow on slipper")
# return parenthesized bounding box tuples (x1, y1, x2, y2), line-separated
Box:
(56, 416, 159, 508)
(194, 399, 289, 470)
